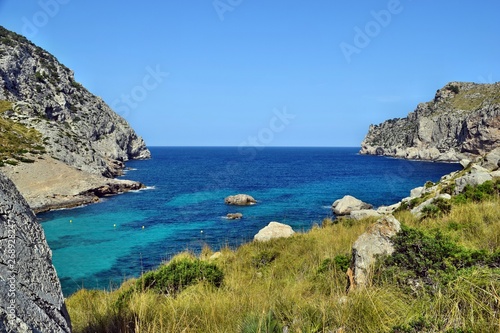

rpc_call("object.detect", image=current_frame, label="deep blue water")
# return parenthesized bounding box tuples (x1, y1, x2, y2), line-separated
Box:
(38, 147, 461, 296)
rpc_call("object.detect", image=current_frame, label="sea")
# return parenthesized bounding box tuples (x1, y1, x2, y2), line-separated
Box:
(38, 147, 462, 296)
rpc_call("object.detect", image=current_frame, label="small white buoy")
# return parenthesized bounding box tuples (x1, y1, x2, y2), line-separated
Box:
(113, 224, 116, 228)
(200, 230, 204, 234)
(70, 220, 72, 223)
(142, 226, 145, 229)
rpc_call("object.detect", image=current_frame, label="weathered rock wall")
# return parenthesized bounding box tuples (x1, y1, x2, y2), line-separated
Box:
(360, 82, 500, 162)
(0, 172, 71, 332)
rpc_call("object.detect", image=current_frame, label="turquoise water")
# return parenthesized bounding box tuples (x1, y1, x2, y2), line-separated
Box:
(38, 147, 462, 295)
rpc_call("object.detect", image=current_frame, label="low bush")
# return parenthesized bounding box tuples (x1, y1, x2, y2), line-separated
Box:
(453, 180, 500, 204)
(378, 225, 495, 291)
(136, 257, 223, 295)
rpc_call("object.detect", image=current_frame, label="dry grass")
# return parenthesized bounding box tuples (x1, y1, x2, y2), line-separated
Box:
(67, 199, 500, 333)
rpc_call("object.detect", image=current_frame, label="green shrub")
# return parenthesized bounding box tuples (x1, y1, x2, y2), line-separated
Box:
(136, 258, 223, 294)
(454, 180, 499, 203)
(252, 250, 279, 268)
(378, 225, 492, 290)
(421, 197, 452, 219)
(424, 181, 434, 189)
(317, 254, 350, 274)
(449, 85, 460, 94)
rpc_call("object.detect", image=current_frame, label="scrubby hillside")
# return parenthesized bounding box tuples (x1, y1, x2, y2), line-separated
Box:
(67, 178, 500, 332)
(0, 26, 150, 177)
(360, 82, 500, 162)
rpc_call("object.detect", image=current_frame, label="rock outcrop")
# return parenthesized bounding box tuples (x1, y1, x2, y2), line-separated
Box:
(0, 172, 71, 332)
(226, 213, 243, 220)
(348, 215, 401, 290)
(224, 194, 257, 206)
(360, 82, 500, 162)
(254, 222, 295, 242)
(332, 195, 373, 216)
(349, 209, 381, 221)
(0, 26, 150, 177)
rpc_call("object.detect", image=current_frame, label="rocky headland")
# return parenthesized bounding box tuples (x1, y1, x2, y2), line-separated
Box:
(360, 82, 500, 162)
(0, 26, 150, 212)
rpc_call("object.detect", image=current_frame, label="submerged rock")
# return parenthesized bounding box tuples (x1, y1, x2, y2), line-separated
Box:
(227, 213, 243, 220)
(254, 222, 295, 242)
(224, 194, 257, 206)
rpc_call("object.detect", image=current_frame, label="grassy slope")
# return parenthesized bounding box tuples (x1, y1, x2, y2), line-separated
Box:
(67, 193, 500, 333)
(0, 100, 45, 166)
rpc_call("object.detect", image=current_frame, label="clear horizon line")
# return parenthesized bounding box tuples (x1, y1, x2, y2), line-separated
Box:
(146, 145, 362, 148)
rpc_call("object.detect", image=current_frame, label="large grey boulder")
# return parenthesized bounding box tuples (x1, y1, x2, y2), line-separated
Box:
(332, 195, 372, 215)
(410, 186, 425, 198)
(454, 165, 493, 194)
(481, 147, 500, 171)
(349, 215, 401, 289)
(224, 194, 257, 206)
(0, 172, 71, 332)
(254, 222, 295, 242)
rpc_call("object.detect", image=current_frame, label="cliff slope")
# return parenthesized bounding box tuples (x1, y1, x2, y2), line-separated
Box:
(360, 82, 500, 161)
(0, 26, 151, 212)
(0, 172, 71, 332)
(0, 26, 150, 177)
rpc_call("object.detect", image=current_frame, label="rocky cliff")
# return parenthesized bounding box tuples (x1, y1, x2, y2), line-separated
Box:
(0, 172, 71, 332)
(360, 82, 500, 161)
(0, 25, 150, 177)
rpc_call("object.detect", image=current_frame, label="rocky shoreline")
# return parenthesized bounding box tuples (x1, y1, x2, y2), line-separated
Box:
(2, 156, 145, 214)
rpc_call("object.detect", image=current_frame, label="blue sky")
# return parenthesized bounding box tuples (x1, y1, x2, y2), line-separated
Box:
(1, 0, 499, 147)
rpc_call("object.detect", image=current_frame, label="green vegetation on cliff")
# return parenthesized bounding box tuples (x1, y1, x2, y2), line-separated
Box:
(67, 182, 500, 333)
(0, 100, 45, 166)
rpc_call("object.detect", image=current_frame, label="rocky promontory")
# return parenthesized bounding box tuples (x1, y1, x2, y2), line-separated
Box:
(0, 25, 150, 212)
(360, 82, 500, 162)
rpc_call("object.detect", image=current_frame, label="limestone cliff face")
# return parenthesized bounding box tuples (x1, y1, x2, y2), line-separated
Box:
(0, 172, 71, 332)
(0, 26, 150, 177)
(360, 82, 500, 161)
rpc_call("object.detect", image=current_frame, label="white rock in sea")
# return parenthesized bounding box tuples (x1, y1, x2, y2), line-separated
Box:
(254, 222, 295, 242)
(227, 213, 243, 220)
(332, 195, 373, 215)
(224, 194, 257, 206)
